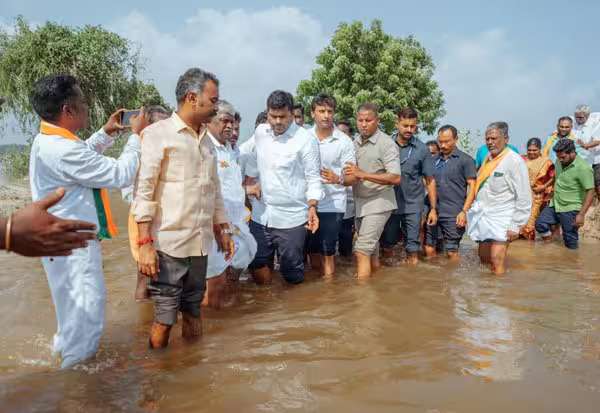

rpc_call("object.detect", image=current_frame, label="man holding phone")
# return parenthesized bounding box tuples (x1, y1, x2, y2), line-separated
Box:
(29, 74, 141, 368)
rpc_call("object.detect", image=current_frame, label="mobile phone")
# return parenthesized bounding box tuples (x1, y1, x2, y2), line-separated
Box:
(120, 110, 140, 127)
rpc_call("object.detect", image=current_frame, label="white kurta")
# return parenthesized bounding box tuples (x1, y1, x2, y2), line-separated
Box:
(573, 112, 600, 165)
(29, 128, 140, 368)
(467, 151, 532, 242)
(206, 134, 257, 279)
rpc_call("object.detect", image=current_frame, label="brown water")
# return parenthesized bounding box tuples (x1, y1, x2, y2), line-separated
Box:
(1, 196, 600, 412)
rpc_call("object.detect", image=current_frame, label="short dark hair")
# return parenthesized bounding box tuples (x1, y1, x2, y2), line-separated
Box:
(311, 93, 336, 111)
(145, 105, 171, 124)
(267, 90, 294, 112)
(553, 138, 576, 154)
(255, 110, 268, 128)
(293, 103, 304, 114)
(437, 124, 458, 139)
(397, 107, 418, 120)
(337, 119, 353, 133)
(526, 137, 542, 149)
(175, 67, 219, 104)
(557, 116, 573, 125)
(356, 102, 379, 115)
(234, 112, 241, 122)
(30, 74, 81, 122)
(426, 140, 440, 150)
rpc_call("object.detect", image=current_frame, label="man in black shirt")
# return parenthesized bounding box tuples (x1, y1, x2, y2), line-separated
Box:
(424, 125, 477, 260)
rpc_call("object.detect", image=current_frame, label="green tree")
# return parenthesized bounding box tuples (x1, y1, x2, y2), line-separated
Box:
(296, 20, 445, 134)
(0, 17, 168, 177)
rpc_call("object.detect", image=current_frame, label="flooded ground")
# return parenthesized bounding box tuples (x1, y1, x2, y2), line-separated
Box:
(1, 195, 600, 412)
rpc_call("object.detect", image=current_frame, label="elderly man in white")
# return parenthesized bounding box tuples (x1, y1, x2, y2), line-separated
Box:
(467, 122, 531, 275)
(573, 104, 600, 198)
(29, 74, 140, 368)
(204, 100, 257, 308)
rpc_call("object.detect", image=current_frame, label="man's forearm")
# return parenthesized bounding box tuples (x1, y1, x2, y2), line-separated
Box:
(361, 172, 401, 186)
(462, 182, 476, 212)
(426, 178, 437, 209)
(308, 199, 319, 207)
(580, 189, 595, 215)
(137, 221, 153, 240)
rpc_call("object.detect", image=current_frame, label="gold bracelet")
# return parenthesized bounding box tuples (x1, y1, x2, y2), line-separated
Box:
(5, 214, 13, 252)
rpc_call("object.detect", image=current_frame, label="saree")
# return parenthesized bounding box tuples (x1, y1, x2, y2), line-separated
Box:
(520, 156, 554, 240)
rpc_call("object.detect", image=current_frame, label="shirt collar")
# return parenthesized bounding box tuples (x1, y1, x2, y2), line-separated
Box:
(357, 130, 381, 145)
(171, 112, 205, 139)
(207, 131, 228, 149)
(311, 126, 340, 142)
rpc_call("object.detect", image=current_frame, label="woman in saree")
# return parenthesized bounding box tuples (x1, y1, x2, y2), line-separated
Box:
(521, 138, 555, 240)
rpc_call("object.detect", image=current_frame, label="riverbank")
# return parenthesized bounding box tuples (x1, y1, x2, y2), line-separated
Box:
(0, 179, 30, 217)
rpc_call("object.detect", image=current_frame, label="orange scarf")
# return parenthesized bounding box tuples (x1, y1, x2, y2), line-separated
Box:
(40, 121, 118, 239)
(474, 147, 509, 195)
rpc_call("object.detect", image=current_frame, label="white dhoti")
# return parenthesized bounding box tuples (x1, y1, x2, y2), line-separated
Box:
(41, 240, 105, 368)
(467, 200, 513, 242)
(206, 221, 257, 279)
(467, 150, 532, 243)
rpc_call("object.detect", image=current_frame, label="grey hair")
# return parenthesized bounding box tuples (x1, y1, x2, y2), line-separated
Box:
(175, 67, 219, 104)
(575, 104, 591, 115)
(215, 100, 236, 118)
(145, 105, 171, 124)
(486, 121, 509, 137)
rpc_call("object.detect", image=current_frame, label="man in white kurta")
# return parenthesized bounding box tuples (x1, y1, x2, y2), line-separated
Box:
(204, 101, 257, 307)
(467, 122, 531, 275)
(573, 105, 600, 198)
(28, 75, 140, 368)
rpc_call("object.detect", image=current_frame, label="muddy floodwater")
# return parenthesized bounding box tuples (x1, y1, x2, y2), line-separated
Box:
(1, 195, 600, 412)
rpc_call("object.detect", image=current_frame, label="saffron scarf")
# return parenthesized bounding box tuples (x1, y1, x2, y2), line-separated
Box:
(40, 121, 118, 239)
(542, 132, 576, 158)
(474, 147, 510, 195)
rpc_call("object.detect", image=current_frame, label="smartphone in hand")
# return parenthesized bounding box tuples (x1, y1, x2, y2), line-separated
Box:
(120, 110, 140, 127)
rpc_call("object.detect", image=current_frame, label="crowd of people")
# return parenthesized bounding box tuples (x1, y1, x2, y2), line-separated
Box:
(1, 67, 599, 369)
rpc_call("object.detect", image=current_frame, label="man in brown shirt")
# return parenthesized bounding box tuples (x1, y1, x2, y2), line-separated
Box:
(132, 68, 233, 349)
(343, 103, 401, 278)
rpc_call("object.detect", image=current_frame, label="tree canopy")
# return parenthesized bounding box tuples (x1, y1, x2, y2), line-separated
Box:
(296, 20, 445, 134)
(0, 16, 166, 135)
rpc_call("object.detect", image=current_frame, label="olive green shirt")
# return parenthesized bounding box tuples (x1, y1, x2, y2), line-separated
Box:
(551, 156, 594, 212)
(353, 129, 401, 217)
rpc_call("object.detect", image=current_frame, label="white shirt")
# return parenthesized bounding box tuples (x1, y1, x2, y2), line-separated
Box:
(208, 132, 246, 224)
(246, 122, 323, 229)
(309, 126, 356, 213)
(467, 150, 532, 241)
(573, 112, 600, 165)
(239, 134, 267, 222)
(30, 128, 140, 232)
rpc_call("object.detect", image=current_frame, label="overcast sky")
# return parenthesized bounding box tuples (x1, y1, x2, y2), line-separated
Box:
(1, 0, 599, 149)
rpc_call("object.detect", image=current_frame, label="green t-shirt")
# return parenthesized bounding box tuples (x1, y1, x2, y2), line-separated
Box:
(551, 156, 594, 212)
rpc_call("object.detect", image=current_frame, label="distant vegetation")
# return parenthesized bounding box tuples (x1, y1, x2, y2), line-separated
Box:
(0, 16, 167, 178)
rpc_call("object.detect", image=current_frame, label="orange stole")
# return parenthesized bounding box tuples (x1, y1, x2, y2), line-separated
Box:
(39, 121, 118, 239)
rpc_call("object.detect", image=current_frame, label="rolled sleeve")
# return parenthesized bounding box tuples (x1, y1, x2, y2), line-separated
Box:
(211, 156, 229, 225)
(579, 165, 595, 190)
(245, 147, 259, 178)
(382, 140, 401, 175)
(60, 133, 140, 190)
(132, 132, 163, 223)
(85, 128, 116, 154)
(463, 156, 477, 179)
(302, 135, 324, 202)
